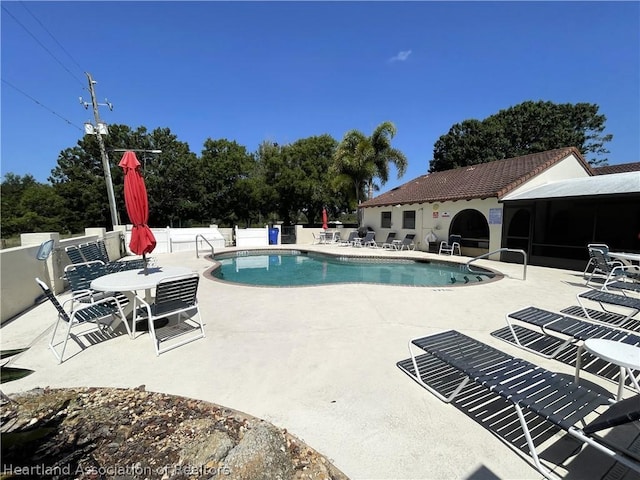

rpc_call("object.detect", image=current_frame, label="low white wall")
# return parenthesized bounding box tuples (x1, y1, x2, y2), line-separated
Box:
(235, 226, 269, 247)
(123, 226, 226, 254)
(1, 225, 227, 324)
(1, 229, 124, 324)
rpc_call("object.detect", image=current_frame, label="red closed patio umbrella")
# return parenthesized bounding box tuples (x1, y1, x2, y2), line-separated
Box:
(322, 208, 328, 230)
(118, 151, 156, 273)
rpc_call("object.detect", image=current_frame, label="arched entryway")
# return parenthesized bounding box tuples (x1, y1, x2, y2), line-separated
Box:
(449, 209, 489, 254)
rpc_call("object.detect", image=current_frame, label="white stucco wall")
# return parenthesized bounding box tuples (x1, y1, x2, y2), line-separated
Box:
(509, 153, 590, 196)
(361, 198, 503, 256)
(361, 153, 592, 257)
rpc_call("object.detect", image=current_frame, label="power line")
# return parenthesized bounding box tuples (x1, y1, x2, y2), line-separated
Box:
(1, 79, 83, 132)
(19, 1, 85, 74)
(1, 4, 85, 87)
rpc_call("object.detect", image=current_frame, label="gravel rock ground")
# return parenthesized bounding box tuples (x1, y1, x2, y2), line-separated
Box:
(1, 386, 349, 480)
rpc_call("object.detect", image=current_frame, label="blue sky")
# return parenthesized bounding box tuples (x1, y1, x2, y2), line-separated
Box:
(2, 1, 639, 194)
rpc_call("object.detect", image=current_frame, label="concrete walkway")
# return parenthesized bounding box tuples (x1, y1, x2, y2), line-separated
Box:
(2, 246, 639, 480)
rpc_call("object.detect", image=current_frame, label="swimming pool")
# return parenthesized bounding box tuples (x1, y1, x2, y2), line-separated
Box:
(210, 250, 500, 287)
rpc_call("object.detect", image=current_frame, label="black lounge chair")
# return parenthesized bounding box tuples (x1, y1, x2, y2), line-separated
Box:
(577, 289, 640, 326)
(503, 305, 640, 359)
(397, 329, 640, 479)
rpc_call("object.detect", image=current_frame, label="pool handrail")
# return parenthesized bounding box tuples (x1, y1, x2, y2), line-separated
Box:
(466, 248, 527, 280)
(195, 234, 215, 259)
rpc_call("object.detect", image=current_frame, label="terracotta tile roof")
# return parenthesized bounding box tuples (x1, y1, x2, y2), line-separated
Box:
(361, 147, 591, 207)
(593, 162, 640, 175)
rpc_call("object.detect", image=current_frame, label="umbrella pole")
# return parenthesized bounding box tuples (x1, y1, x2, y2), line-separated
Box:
(143, 253, 148, 275)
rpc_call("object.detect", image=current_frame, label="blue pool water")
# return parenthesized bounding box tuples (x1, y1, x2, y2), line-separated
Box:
(211, 250, 498, 287)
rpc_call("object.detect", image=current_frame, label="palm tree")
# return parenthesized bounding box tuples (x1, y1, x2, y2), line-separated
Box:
(369, 121, 408, 199)
(331, 121, 407, 205)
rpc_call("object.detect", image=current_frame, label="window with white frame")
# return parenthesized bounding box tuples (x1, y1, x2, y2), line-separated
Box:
(402, 210, 416, 229)
(381, 211, 392, 228)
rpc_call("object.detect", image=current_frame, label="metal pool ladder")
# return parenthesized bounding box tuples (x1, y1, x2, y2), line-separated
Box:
(195, 234, 215, 259)
(466, 248, 527, 280)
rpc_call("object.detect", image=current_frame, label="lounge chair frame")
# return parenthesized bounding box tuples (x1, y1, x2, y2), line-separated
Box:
(577, 289, 640, 326)
(396, 233, 416, 251)
(504, 305, 640, 359)
(353, 231, 375, 248)
(338, 231, 359, 246)
(399, 329, 640, 479)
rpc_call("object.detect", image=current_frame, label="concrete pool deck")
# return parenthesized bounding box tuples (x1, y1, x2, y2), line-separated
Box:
(2, 245, 639, 480)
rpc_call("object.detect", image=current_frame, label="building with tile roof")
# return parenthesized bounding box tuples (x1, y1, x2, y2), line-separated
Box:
(359, 147, 640, 269)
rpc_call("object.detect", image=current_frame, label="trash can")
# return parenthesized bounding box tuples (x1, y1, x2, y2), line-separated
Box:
(268, 228, 279, 245)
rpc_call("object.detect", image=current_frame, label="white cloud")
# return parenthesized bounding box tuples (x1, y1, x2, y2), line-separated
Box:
(389, 50, 412, 62)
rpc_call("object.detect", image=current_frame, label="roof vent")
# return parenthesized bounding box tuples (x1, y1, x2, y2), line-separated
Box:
(466, 166, 475, 171)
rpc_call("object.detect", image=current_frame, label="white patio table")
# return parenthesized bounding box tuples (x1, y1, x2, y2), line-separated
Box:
(91, 266, 193, 333)
(608, 251, 640, 266)
(575, 338, 640, 401)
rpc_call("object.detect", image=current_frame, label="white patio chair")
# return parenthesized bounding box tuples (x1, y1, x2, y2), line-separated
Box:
(438, 234, 461, 255)
(133, 273, 205, 356)
(36, 277, 131, 364)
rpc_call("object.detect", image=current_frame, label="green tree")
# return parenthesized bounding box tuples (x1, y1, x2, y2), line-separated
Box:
(280, 135, 338, 224)
(430, 101, 613, 172)
(1, 174, 66, 236)
(137, 127, 200, 227)
(50, 125, 200, 229)
(199, 138, 258, 226)
(332, 121, 407, 204)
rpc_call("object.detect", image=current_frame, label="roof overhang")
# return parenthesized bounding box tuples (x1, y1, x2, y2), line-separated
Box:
(500, 172, 640, 203)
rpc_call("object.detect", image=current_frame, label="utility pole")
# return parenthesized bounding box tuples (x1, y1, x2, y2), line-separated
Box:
(81, 72, 119, 228)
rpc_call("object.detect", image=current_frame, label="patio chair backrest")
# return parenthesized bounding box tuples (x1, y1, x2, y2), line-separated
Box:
(402, 233, 416, 244)
(65, 245, 86, 265)
(96, 239, 110, 263)
(153, 274, 200, 317)
(384, 232, 397, 243)
(448, 234, 462, 245)
(64, 261, 108, 293)
(587, 243, 610, 255)
(79, 242, 106, 263)
(35, 278, 71, 323)
(589, 247, 619, 274)
(362, 231, 375, 242)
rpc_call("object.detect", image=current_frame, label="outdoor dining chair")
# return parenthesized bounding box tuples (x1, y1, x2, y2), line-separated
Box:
(438, 234, 461, 255)
(36, 277, 132, 364)
(65, 245, 86, 264)
(79, 242, 108, 264)
(132, 273, 205, 356)
(64, 260, 114, 311)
